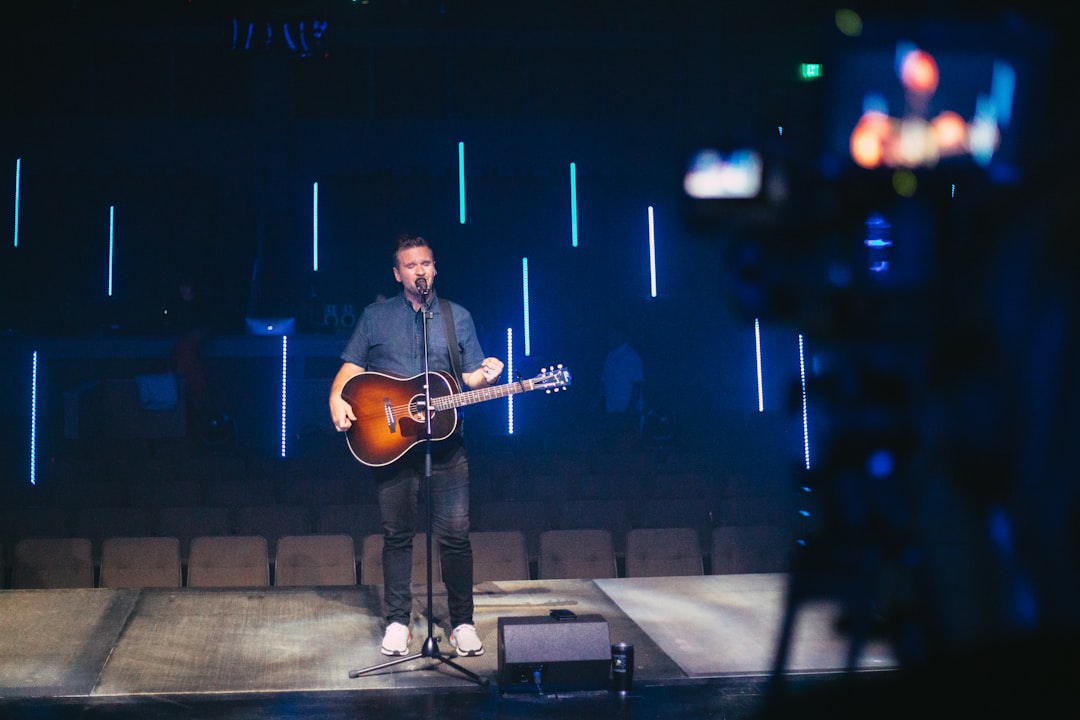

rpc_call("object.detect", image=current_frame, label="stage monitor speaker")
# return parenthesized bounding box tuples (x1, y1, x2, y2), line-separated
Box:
(497, 614, 611, 693)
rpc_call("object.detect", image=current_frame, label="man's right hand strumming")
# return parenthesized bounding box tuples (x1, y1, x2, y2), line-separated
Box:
(329, 362, 363, 431)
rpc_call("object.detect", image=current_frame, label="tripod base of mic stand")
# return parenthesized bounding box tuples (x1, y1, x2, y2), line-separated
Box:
(348, 635, 489, 686)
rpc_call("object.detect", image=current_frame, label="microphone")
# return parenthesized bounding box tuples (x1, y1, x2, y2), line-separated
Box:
(416, 277, 430, 296)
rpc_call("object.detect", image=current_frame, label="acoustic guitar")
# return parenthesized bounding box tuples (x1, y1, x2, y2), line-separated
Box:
(341, 366, 570, 466)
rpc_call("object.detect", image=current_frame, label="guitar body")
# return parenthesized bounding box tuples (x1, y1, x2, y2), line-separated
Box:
(340, 364, 570, 467)
(341, 370, 459, 467)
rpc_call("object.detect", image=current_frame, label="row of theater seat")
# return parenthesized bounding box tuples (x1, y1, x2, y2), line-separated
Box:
(1, 525, 795, 590)
(22, 447, 780, 511)
(9, 471, 771, 512)
(1, 495, 799, 559)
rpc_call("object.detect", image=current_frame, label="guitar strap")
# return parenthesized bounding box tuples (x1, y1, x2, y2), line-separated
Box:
(438, 298, 463, 387)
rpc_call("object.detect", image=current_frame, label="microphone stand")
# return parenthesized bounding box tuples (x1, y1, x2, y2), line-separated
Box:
(349, 285, 486, 686)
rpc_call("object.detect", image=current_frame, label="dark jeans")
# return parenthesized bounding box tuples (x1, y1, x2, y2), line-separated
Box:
(372, 438, 474, 629)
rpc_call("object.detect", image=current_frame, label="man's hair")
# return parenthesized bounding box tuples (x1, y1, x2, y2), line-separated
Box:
(392, 233, 431, 266)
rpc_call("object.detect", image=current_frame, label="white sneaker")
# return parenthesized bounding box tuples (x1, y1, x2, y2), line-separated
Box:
(381, 622, 411, 656)
(449, 623, 484, 657)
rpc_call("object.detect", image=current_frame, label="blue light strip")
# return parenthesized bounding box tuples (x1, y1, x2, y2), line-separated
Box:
(506, 327, 514, 435)
(29, 350, 38, 485)
(312, 181, 319, 272)
(458, 141, 466, 224)
(13, 158, 21, 248)
(648, 206, 657, 297)
(755, 318, 764, 412)
(570, 162, 578, 247)
(280, 335, 288, 458)
(108, 205, 115, 297)
(522, 257, 531, 357)
(798, 334, 811, 470)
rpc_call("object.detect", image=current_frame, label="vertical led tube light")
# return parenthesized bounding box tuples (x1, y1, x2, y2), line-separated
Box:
(799, 334, 811, 470)
(458, 141, 466, 224)
(569, 162, 578, 247)
(521, 257, 531, 357)
(312, 181, 319, 272)
(29, 350, 38, 485)
(108, 205, 115, 297)
(13, 157, 21, 247)
(106, 204, 115, 297)
(506, 327, 514, 435)
(648, 206, 657, 298)
(280, 335, 288, 458)
(755, 318, 764, 412)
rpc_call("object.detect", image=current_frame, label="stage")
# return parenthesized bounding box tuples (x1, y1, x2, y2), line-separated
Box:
(0, 574, 901, 719)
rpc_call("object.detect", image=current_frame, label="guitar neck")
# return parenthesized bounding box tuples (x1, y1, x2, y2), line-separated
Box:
(432, 379, 538, 411)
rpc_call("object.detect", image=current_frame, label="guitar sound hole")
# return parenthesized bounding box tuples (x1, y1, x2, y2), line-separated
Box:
(408, 396, 428, 422)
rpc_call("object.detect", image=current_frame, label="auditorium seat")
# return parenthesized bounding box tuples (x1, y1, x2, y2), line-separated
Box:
(233, 505, 312, 562)
(359, 533, 441, 586)
(475, 499, 549, 561)
(650, 471, 719, 502)
(274, 534, 356, 587)
(1, 506, 71, 585)
(178, 454, 247, 486)
(280, 471, 349, 507)
(99, 536, 182, 588)
(157, 506, 232, 563)
(470, 530, 530, 582)
(106, 455, 180, 487)
(203, 477, 277, 508)
(624, 527, 704, 577)
(564, 473, 618, 501)
(187, 535, 269, 587)
(549, 499, 631, 554)
(630, 497, 716, 555)
(74, 506, 155, 562)
(537, 529, 617, 580)
(710, 525, 793, 575)
(50, 479, 131, 510)
(315, 503, 382, 556)
(486, 472, 564, 502)
(12, 537, 94, 589)
(318, 453, 376, 503)
(711, 494, 797, 527)
(36, 455, 106, 486)
(1, 505, 71, 544)
(130, 479, 203, 509)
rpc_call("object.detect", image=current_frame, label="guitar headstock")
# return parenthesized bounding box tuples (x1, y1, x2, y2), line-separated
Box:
(535, 364, 571, 393)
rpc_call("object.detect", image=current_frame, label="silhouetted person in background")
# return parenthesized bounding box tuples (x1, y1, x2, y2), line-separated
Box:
(167, 276, 210, 424)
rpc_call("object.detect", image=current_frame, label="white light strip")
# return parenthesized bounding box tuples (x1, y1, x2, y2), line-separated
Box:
(506, 327, 514, 435)
(281, 335, 288, 458)
(312, 181, 319, 272)
(755, 318, 764, 412)
(648, 206, 657, 297)
(29, 350, 38, 485)
(798, 334, 810, 470)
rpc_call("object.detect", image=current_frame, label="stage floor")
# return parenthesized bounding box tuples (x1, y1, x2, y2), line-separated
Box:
(0, 574, 899, 719)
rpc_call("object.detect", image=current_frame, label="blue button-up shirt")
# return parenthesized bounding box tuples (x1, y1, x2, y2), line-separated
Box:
(340, 291, 485, 385)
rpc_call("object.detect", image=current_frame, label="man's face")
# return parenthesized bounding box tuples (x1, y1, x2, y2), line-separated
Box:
(393, 245, 436, 296)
